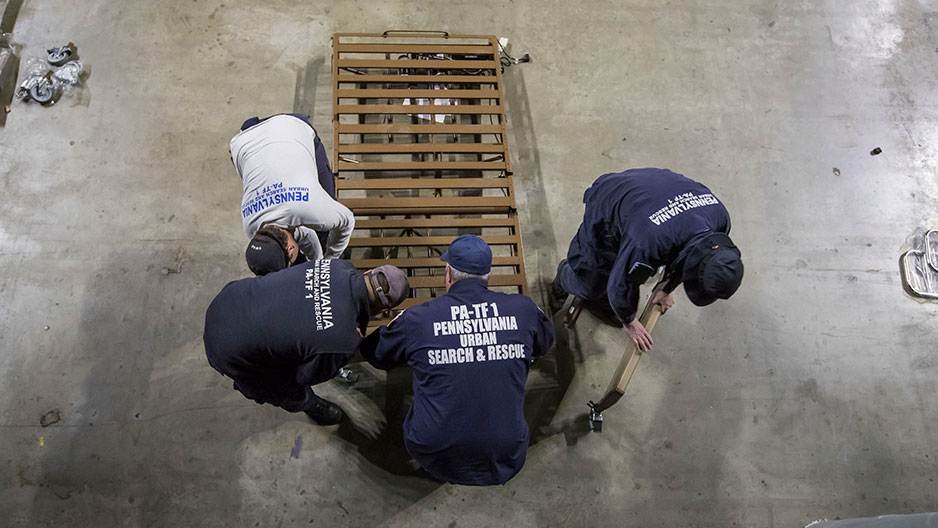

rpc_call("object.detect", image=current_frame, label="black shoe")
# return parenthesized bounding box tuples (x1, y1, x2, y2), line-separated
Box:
(548, 260, 569, 315)
(304, 395, 345, 425)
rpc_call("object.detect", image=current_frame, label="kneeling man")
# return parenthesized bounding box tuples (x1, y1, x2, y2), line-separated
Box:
(364, 235, 555, 485)
(204, 260, 409, 424)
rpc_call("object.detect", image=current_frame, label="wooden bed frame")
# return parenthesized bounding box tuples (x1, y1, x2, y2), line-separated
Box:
(332, 31, 527, 326)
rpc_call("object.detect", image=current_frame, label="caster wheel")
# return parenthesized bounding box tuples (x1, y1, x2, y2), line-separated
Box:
(47, 43, 78, 66)
(29, 81, 55, 104)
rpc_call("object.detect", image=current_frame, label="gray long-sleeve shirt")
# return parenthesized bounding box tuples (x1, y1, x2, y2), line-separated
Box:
(230, 115, 354, 259)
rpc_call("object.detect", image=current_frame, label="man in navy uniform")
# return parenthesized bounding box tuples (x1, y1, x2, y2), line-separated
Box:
(550, 168, 744, 351)
(204, 260, 409, 425)
(362, 235, 555, 485)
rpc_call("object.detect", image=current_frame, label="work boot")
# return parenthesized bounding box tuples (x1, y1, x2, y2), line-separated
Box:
(304, 395, 345, 425)
(548, 260, 569, 315)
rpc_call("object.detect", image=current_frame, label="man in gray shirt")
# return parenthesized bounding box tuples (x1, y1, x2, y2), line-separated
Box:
(230, 113, 355, 275)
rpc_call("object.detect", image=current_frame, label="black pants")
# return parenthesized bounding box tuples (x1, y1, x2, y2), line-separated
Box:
(229, 353, 349, 413)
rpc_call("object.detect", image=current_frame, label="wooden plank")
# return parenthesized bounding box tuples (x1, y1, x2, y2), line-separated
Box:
(337, 161, 507, 171)
(588, 282, 666, 415)
(398, 297, 433, 309)
(337, 59, 497, 70)
(336, 89, 499, 99)
(354, 217, 516, 229)
(350, 206, 511, 216)
(338, 143, 505, 154)
(336, 43, 495, 54)
(491, 37, 512, 174)
(337, 74, 498, 84)
(342, 196, 513, 212)
(337, 124, 502, 134)
(334, 32, 494, 40)
(336, 104, 502, 115)
(347, 234, 518, 247)
(406, 274, 525, 288)
(337, 178, 510, 190)
(332, 32, 341, 172)
(350, 256, 520, 268)
(512, 213, 528, 295)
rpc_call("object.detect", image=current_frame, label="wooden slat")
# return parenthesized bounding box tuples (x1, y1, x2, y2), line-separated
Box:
(337, 59, 497, 69)
(338, 124, 501, 134)
(347, 234, 518, 247)
(511, 211, 527, 295)
(399, 297, 431, 309)
(354, 217, 516, 229)
(491, 37, 513, 175)
(337, 74, 497, 84)
(338, 161, 506, 171)
(336, 43, 495, 54)
(336, 104, 502, 115)
(351, 207, 511, 216)
(334, 32, 493, 39)
(342, 197, 513, 212)
(337, 178, 509, 190)
(338, 143, 504, 154)
(406, 274, 525, 288)
(337, 89, 499, 99)
(350, 256, 520, 268)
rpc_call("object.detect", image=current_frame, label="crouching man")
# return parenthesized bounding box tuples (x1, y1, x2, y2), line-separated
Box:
(362, 235, 555, 485)
(204, 260, 409, 424)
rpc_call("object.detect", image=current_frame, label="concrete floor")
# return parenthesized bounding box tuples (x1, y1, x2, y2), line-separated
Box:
(1, 1, 937, 526)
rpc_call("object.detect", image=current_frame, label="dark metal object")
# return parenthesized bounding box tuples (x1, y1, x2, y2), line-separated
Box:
(338, 367, 360, 385)
(587, 401, 603, 432)
(870, 147, 882, 156)
(562, 296, 583, 328)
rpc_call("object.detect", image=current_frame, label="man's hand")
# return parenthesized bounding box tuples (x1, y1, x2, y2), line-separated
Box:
(652, 291, 675, 314)
(623, 319, 653, 351)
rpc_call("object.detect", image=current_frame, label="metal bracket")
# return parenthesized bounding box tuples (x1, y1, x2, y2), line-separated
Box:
(338, 367, 360, 385)
(563, 296, 583, 328)
(587, 401, 603, 433)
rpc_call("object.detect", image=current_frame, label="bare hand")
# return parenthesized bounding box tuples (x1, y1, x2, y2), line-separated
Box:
(623, 319, 653, 351)
(652, 291, 675, 314)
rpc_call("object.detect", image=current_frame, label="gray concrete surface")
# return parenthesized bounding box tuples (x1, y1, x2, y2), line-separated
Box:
(1, 1, 937, 526)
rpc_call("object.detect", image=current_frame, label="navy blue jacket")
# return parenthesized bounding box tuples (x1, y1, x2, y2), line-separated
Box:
(204, 259, 370, 384)
(568, 168, 731, 323)
(365, 279, 555, 486)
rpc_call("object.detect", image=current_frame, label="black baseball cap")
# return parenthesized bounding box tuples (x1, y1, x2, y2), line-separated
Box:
(440, 234, 492, 275)
(245, 234, 288, 276)
(681, 233, 744, 306)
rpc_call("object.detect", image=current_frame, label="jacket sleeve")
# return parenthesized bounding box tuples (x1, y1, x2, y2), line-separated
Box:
(606, 247, 643, 325)
(293, 226, 323, 261)
(366, 312, 411, 370)
(661, 267, 683, 294)
(529, 302, 556, 358)
(320, 202, 355, 259)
